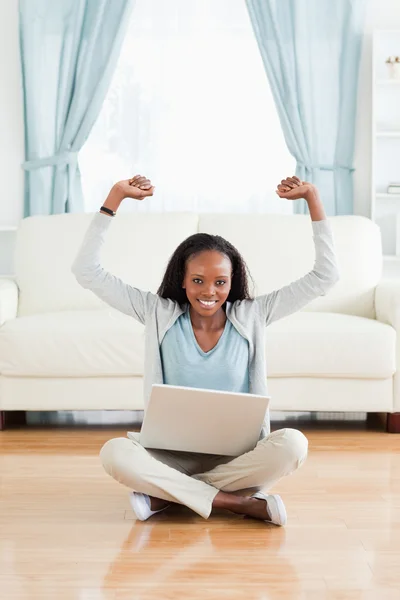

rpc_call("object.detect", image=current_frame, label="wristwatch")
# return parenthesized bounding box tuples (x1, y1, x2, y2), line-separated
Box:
(100, 206, 116, 217)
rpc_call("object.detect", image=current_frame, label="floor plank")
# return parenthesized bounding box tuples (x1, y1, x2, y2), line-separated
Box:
(1, 425, 400, 599)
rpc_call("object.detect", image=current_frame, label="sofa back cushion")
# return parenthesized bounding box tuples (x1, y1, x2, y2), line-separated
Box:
(198, 214, 382, 319)
(15, 212, 382, 319)
(15, 212, 199, 316)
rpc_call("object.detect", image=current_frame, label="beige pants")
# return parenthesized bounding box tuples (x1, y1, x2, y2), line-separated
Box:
(100, 428, 308, 519)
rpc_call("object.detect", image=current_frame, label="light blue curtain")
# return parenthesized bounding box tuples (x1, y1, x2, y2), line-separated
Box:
(245, 0, 366, 215)
(19, 0, 135, 216)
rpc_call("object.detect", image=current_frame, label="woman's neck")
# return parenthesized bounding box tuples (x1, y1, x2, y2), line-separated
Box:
(189, 305, 227, 331)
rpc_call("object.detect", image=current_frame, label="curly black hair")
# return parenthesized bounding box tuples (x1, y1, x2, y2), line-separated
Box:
(157, 233, 253, 305)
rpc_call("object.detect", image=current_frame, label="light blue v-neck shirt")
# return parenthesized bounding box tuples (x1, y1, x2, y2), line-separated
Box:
(160, 306, 250, 393)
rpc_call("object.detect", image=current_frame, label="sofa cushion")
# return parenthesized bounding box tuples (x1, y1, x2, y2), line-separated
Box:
(0, 310, 144, 377)
(0, 310, 395, 380)
(266, 312, 396, 379)
(15, 212, 199, 317)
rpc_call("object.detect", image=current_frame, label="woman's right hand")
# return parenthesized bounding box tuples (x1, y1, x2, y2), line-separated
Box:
(114, 175, 155, 201)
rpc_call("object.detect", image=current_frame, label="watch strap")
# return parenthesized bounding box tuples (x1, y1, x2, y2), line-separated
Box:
(100, 206, 116, 217)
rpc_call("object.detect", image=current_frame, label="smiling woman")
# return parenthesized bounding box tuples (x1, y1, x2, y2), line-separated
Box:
(157, 232, 252, 307)
(184, 249, 232, 313)
(71, 170, 339, 525)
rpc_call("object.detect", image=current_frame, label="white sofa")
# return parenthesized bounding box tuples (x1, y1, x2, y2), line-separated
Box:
(0, 211, 399, 432)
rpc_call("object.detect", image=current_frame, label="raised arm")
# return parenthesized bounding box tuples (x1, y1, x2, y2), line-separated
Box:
(71, 176, 157, 324)
(255, 177, 340, 326)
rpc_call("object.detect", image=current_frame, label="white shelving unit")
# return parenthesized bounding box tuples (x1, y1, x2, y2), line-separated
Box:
(372, 30, 400, 267)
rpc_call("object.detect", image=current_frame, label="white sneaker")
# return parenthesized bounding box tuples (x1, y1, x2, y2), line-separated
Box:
(129, 492, 170, 521)
(252, 491, 287, 527)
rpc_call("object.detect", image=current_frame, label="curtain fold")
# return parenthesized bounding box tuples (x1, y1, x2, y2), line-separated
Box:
(245, 0, 366, 215)
(19, 0, 135, 216)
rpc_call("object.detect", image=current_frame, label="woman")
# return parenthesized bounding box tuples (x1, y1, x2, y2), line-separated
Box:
(72, 174, 340, 526)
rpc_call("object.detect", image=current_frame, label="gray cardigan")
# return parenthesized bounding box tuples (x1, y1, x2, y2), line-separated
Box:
(72, 212, 340, 437)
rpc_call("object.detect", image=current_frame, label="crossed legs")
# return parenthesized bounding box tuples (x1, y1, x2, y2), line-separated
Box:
(100, 428, 308, 519)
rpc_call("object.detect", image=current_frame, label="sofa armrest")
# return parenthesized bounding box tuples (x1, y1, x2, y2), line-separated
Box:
(375, 280, 400, 413)
(376, 280, 400, 328)
(0, 278, 18, 326)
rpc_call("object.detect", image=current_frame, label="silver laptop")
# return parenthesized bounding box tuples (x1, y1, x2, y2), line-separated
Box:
(139, 384, 270, 457)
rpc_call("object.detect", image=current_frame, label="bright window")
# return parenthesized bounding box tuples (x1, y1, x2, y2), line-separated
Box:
(79, 0, 295, 215)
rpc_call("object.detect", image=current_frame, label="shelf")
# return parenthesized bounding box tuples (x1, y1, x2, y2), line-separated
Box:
(376, 193, 400, 198)
(0, 227, 17, 232)
(376, 130, 400, 137)
(376, 79, 400, 85)
(383, 255, 400, 262)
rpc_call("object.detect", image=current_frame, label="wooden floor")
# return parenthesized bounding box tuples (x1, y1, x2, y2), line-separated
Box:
(1, 423, 400, 599)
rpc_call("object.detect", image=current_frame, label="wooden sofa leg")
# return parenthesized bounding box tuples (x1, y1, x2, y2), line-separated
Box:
(387, 413, 400, 433)
(0, 411, 27, 430)
(366, 413, 386, 430)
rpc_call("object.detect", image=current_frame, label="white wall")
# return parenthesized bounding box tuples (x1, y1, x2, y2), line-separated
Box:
(0, 0, 24, 228)
(1, 0, 400, 270)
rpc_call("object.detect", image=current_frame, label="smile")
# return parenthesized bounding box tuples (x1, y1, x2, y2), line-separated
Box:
(198, 299, 218, 308)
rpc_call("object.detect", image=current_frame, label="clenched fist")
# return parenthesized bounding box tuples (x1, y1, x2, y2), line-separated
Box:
(276, 176, 316, 201)
(114, 175, 155, 201)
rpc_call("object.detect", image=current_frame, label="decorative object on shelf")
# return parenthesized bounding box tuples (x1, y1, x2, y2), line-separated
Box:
(386, 56, 400, 79)
(387, 182, 400, 194)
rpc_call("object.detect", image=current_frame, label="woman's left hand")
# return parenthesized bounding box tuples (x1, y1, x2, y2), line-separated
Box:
(276, 176, 316, 201)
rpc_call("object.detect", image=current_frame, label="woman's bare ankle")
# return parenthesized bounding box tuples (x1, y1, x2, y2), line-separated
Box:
(212, 491, 249, 514)
(212, 491, 270, 520)
(148, 495, 170, 511)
